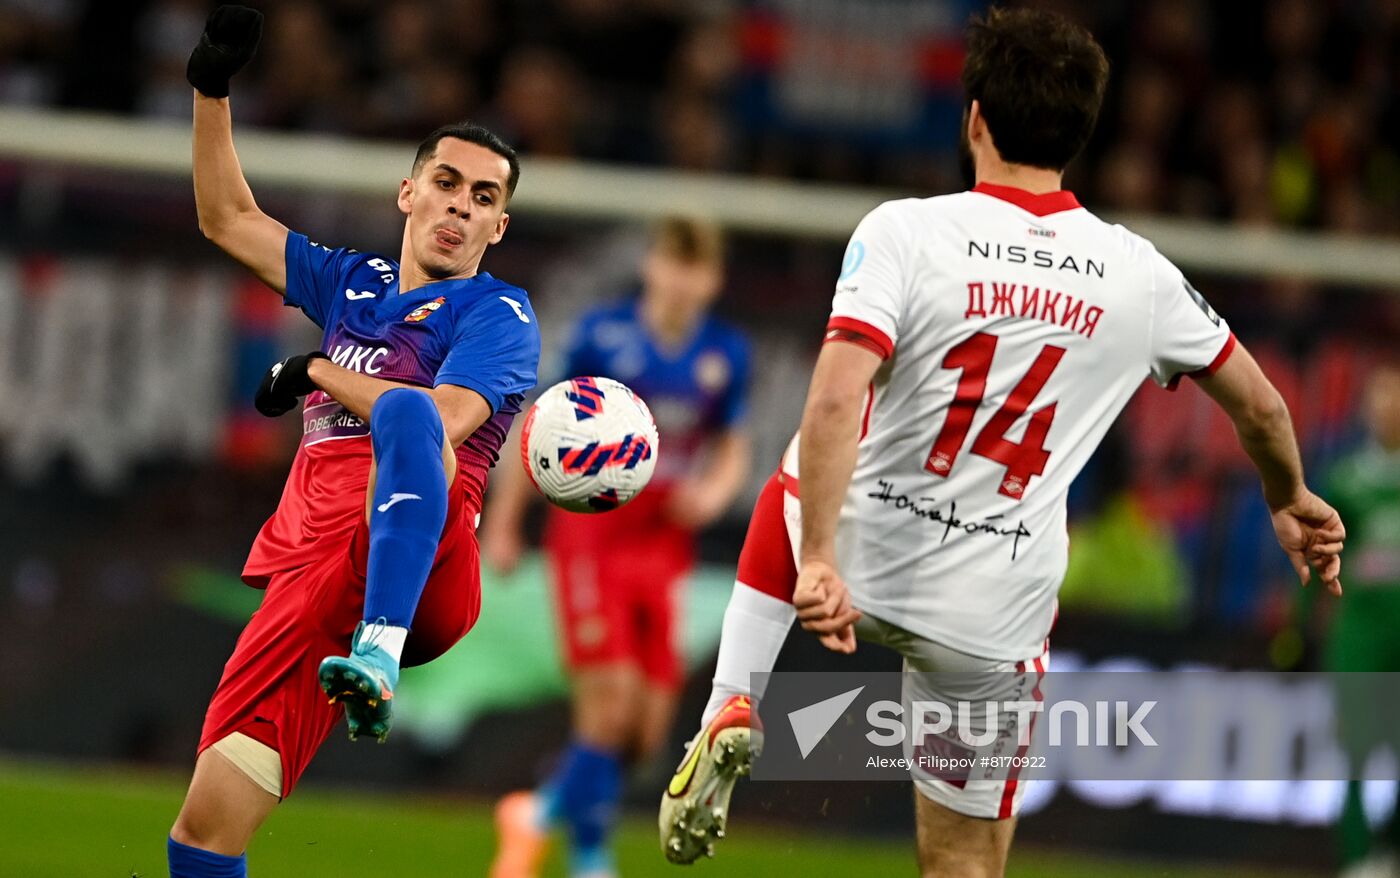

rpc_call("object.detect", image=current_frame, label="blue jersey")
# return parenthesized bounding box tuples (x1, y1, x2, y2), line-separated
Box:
(245, 232, 540, 584)
(559, 298, 750, 485)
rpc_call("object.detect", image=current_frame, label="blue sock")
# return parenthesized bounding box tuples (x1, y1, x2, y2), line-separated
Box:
(571, 844, 616, 876)
(541, 741, 622, 859)
(364, 388, 448, 628)
(536, 779, 561, 829)
(167, 836, 247, 878)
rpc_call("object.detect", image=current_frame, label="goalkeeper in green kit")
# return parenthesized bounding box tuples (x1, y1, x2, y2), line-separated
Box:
(1327, 358, 1400, 877)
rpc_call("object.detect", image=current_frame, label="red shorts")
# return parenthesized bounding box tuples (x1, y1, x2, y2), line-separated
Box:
(734, 472, 798, 602)
(197, 488, 481, 798)
(544, 489, 693, 689)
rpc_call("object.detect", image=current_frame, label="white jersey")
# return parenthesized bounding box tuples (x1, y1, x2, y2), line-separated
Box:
(787, 183, 1234, 661)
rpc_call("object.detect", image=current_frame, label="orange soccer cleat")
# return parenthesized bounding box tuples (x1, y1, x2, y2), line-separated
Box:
(658, 695, 764, 864)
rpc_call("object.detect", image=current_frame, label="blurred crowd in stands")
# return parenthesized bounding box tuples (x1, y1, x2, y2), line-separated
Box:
(0, 0, 1397, 642)
(2, 0, 1398, 234)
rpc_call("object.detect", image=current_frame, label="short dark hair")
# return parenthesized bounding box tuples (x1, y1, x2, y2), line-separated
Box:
(962, 7, 1109, 171)
(412, 123, 521, 199)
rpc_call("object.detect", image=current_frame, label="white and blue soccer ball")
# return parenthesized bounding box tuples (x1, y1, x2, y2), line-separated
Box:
(521, 376, 659, 513)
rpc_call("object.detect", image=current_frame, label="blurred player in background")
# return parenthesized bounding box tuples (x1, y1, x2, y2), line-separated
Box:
(167, 8, 538, 878)
(484, 216, 751, 878)
(1327, 358, 1400, 878)
(660, 8, 1345, 877)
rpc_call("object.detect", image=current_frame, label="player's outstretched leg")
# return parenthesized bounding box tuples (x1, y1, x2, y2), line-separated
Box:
(659, 584, 785, 864)
(658, 470, 800, 862)
(660, 473, 798, 862)
(660, 693, 763, 864)
(169, 747, 278, 877)
(319, 388, 449, 742)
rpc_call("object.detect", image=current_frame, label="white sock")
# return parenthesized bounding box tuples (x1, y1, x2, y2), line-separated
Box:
(701, 581, 796, 726)
(357, 622, 409, 663)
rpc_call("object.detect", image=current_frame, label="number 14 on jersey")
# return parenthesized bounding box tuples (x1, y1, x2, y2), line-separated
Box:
(925, 332, 1066, 500)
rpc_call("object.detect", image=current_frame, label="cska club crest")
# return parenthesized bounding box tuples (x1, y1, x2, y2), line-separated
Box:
(405, 296, 446, 323)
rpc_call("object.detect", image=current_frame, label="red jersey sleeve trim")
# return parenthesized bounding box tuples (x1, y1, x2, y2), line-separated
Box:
(1165, 332, 1238, 391)
(778, 469, 800, 499)
(1199, 331, 1238, 376)
(824, 316, 894, 360)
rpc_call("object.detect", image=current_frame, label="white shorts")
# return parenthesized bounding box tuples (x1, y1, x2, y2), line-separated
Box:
(854, 614, 1048, 820)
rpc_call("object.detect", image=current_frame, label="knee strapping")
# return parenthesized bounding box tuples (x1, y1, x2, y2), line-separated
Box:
(209, 732, 283, 799)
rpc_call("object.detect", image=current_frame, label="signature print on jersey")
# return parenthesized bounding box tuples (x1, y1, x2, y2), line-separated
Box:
(867, 479, 1032, 562)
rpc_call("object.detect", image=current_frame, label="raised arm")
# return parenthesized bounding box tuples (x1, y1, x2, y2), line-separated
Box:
(1196, 343, 1345, 594)
(188, 7, 289, 294)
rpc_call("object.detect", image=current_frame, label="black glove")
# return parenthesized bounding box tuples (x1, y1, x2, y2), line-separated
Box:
(186, 5, 263, 98)
(255, 351, 328, 417)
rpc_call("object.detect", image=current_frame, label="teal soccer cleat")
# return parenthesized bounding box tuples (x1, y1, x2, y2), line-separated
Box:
(318, 620, 401, 743)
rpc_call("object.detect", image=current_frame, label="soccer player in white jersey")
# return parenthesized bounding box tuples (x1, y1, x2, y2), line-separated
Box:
(659, 8, 1346, 876)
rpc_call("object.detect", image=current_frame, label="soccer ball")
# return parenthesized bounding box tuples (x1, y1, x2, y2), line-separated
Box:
(521, 376, 659, 513)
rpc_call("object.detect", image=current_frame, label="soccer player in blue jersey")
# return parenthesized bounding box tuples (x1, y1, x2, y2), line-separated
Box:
(167, 8, 539, 878)
(483, 217, 752, 878)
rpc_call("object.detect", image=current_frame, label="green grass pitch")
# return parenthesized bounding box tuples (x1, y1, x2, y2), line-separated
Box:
(0, 758, 1315, 877)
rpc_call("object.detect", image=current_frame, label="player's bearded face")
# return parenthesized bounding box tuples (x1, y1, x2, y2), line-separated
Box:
(399, 139, 511, 279)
